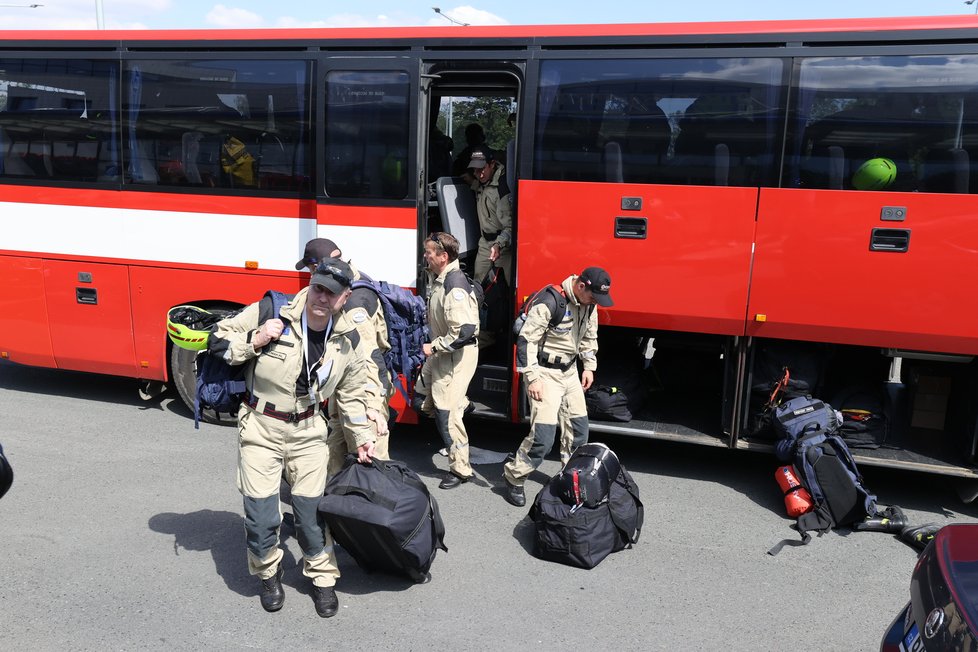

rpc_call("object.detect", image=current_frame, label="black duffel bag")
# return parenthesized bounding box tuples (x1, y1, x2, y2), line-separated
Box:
(529, 461, 643, 569)
(318, 456, 447, 583)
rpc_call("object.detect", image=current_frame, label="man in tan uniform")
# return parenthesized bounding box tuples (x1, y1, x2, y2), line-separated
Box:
(294, 238, 393, 475)
(416, 232, 480, 490)
(209, 257, 387, 617)
(501, 267, 613, 507)
(467, 145, 513, 348)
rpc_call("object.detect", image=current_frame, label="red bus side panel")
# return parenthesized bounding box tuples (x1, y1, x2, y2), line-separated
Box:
(517, 180, 757, 335)
(43, 260, 139, 377)
(749, 188, 978, 354)
(130, 266, 306, 381)
(0, 256, 55, 367)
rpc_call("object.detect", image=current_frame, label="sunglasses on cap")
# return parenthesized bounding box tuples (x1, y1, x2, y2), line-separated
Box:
(313, 264, 353, 288)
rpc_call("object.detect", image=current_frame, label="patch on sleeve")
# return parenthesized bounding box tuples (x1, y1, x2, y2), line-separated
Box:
(451, 288, 467, 301)
(351, 309, 368, 324)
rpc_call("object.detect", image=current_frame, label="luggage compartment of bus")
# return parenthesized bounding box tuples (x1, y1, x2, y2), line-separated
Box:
(736, 338, 978, 480)
(582, 328, 735, 448)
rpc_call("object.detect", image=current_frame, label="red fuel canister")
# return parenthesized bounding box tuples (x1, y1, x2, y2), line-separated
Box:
(776, 465, 814, 518)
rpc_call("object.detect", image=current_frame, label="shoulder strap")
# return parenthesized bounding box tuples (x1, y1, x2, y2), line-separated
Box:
(607, 470, 644, 545)
(259, 290, 293, 335)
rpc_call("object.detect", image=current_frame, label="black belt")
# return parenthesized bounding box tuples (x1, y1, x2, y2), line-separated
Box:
(538, 357, 577, 372)
(244, 392, 327, 424)
(481, 230, 500, 241)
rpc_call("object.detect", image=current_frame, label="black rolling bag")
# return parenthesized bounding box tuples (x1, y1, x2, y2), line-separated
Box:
(318, 456, 447, 583)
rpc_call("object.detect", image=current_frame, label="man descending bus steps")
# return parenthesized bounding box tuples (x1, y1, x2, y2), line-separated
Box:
(295, 238, 394, 477)
(208, 257, 387, 618)
(501, 267, 611, 507)
(467, 145, 513, 349)
(416, 232, 480, 490)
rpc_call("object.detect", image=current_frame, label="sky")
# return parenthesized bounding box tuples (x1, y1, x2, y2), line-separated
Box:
(0, 0, 976, 31)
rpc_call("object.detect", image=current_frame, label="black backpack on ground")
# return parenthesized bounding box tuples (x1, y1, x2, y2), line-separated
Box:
(318, 456, 447, 583)
(768, 430, 878, 555)
(529, 452, 643, 569)
(772, 395, 841, 462)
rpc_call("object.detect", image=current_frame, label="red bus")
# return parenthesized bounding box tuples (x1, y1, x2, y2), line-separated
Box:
(3, 15, 978, 492)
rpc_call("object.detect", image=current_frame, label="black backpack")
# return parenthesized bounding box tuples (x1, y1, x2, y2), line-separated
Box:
(194, 290, 290, 428)
(512, 284, 567, 337)
(585, 385, 633, 422)
(772, 395, 841, 462)
(350, 279, 429, 403)
(479, 261, 510, 334)
(769, 431, 878, 555)
(529, 457, 643, 569)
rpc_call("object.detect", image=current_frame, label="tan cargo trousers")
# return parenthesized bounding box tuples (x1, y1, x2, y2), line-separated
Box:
(417, 344, 478, 478)
(237, 405, 339, 588)
(504, 366, 589, 486)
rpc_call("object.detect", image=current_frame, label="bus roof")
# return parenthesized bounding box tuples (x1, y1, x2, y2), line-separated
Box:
(0, 14, 977, 43)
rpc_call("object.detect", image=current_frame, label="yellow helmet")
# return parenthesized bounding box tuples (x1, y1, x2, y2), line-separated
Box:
(166, 305, 218, 351)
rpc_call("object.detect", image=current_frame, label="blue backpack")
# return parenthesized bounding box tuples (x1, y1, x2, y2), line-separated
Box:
(769, 430, 878, 555)
(772, 395, 841, 462)
(351, 280, 429, 403)
(194, 290, 291, 428)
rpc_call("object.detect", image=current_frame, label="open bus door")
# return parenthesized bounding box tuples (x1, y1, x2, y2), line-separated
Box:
(419, 62, 522, 420)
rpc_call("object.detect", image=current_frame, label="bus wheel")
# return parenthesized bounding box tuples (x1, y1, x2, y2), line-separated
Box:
(168, 310, 239, 426)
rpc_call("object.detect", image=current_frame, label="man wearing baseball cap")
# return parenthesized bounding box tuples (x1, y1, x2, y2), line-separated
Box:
(208, 256, 387, 618)
(466, 144, 513, 349)
(502, 266, 612, 507)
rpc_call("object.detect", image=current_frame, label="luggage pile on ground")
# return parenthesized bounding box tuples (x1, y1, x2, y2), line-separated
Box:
(528, 443, 643, 569)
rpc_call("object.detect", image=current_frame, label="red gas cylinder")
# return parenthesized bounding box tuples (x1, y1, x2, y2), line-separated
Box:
(775, 465, 814, 518)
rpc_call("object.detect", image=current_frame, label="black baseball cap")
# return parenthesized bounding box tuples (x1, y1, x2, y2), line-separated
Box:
(295, 238, 341, 270)
(579, 267, 613, 307)
(467, 145, 495, 170)
(310, 257, 354, 294)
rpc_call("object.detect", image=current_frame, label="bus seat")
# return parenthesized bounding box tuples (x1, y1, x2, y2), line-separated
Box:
(920, 147, 969, 194)
(182, 132, 203, 184)
(604, 141, 624, 183)
(714, 143, 729, 186)
(1, 138, 33, 177)
(129, 141, 159, 184)
(623, 107, 670, 183)
(27, 141, 54, 177)
(826, 145, 845, 190)
(435, 176, 480, 259)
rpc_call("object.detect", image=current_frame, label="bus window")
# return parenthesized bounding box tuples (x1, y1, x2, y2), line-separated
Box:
(787, 55, 978, 194)
(325, 70, 410, 200)
(0, 58, 118, 183)
(124, 60, 312, 192)
(533, 57, 785, 187)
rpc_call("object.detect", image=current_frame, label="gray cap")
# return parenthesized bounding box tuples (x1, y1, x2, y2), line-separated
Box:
(310, 257, 354, 294)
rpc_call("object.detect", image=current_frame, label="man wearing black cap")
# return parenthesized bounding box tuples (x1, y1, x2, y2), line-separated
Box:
(501, 266, 612, 507)
(467, 144, 513, 348)
(209, 257, 387, 618)
(295, 238, 394, 474)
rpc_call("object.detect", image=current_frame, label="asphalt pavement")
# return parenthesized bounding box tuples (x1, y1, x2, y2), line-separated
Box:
(1, 361, 976, 651)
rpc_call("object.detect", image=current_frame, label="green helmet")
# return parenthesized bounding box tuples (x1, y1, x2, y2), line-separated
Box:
(166, 305, 220, 351)
(852, 157, 896, 191)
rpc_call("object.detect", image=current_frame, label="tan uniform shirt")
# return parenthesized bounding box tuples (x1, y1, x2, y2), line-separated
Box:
(517, 275, 599, 386)
(472, 164, 513, 252)
(426, 258, 480, 353)
(209, 287, 378, 447)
